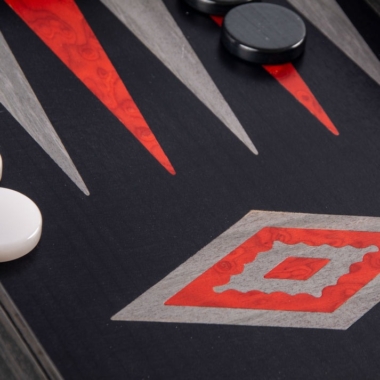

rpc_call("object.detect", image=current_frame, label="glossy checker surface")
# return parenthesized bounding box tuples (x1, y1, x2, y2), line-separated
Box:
(184, 0, 255, 15)
(223, 3, 306, 63)
(0, 188, 42, 262)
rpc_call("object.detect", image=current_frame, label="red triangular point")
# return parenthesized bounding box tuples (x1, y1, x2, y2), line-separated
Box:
(263, 64, 339, 135)
(6, 0, 176, 174)
(211, 15, 339, 136)
(211, 15, 223, 26)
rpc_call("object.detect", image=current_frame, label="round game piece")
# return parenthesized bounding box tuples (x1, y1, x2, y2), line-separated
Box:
(0, 188, 42, 262)
(183, 0, 257, 15)
(222, 3, 306, 64)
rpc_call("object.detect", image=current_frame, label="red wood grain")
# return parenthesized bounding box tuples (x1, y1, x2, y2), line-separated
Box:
(263, 64, 339, 135)
(211, 15, 339, 135)
(6, 0, 175, 174)
(264, 256, 330, 280)
(166, 227, 380, 313)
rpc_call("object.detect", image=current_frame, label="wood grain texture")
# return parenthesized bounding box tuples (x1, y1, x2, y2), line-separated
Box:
(263, 256, 330, 280)
(263, 64, 339, 135)
(215, 242, 371, 296)
(0, 32, 89, 195)
(0, 284, 63, 380)
(211, 16, 339, 135)
(174, 230, 378, 311)
(287, 0, 380, 86)
(114, 211, 380, 330)
(5, 0, 175, 174)
(100, 0, 259, 155)
(365, 0, 380, 17)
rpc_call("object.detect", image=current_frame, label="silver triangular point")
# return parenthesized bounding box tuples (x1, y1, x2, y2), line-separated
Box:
(287, 0, 380, 86)
(0, 32, 89, 195)
(100, 0, 258, 155)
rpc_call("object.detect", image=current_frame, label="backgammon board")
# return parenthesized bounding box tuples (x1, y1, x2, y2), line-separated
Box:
(1, 0, 380, 378)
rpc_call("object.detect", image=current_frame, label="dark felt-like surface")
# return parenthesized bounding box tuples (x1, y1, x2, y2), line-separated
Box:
(1, 0, 380, 378)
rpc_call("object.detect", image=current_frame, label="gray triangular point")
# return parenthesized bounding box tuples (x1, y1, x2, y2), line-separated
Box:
(287, 0, 380, 86)
(100, 0, 258, 155)
(0, 32, 89, 195)
(365, 0, 380, 17)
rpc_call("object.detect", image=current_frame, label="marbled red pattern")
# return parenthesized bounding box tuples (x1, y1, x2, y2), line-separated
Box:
(264, 256, 330, 280)
(6, 0, 175, 174)
(211, 15, 339, 135)
(166, 227, 380, 313)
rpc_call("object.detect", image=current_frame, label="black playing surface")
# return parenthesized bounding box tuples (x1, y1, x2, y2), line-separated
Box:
(1, 0, 380, 378)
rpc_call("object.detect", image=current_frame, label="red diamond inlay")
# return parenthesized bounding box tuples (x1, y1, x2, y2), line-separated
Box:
(165, 227, 380, 313)
(264, 257, 330, 281)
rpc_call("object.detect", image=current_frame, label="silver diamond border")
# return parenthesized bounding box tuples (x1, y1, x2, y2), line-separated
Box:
(113, 211, 380, 330)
